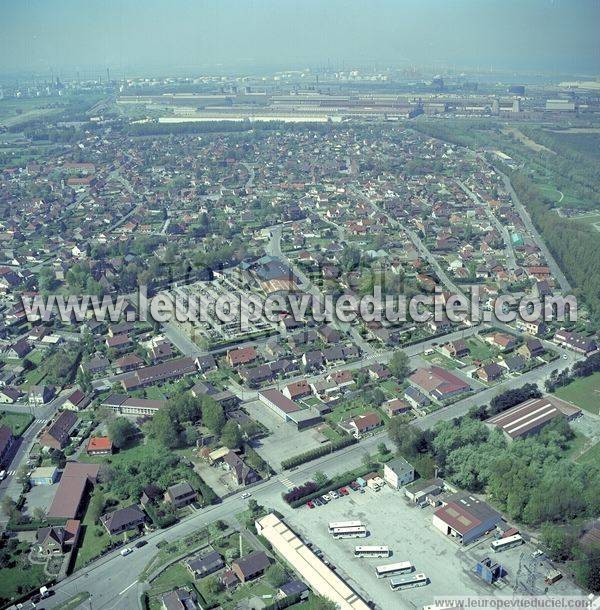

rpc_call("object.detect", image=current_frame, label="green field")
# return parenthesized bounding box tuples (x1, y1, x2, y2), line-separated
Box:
(0, 411, 34, 436)
(554, 372, 600, 415)
(576, 441, 600, 466)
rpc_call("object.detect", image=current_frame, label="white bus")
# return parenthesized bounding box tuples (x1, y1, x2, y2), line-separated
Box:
(490, 534, 524, 553)
(354, 546, 390, 558)
(375, 561, 414, 578)
(328, 521, 363, 533)
(331, 526, 367, 539)
(390, 573, 428, 591)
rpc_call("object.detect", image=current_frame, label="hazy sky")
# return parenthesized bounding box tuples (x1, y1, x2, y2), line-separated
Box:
(1, 0, 598, 76)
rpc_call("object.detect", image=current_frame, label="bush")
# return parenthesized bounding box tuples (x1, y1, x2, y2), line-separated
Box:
(282, 482, 318, 504)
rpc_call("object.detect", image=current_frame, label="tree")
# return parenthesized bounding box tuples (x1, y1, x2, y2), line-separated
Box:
(377, 442, 390, 456)
(221, 420, 242, 449)
(574, 543, 600, 593)
(313, 471, 329, 488)
(203, 401, 226, 434)
(540, 523, 575, 561)
(107, 417, 136, 449)
(307, 594, 337, 610)
(204, 575, 224, 596)
(32, 507, 46, 522)
(183, 425, 199, 447)
(388, 350, 410, 380)
(265, 564, 287, 588)
(88, 491, 105, 525)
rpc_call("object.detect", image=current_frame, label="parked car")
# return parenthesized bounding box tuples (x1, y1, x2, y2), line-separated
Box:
(135, 540, 148, 548)
(306, 500, 315, 509)
(349, 481, 360, 491)
(120, 548, 133, 556)
(320, 495, 329, 503)
(329, 491, 339, 499)
(313, 497, 323, 506)
(339, 487, 349, 496)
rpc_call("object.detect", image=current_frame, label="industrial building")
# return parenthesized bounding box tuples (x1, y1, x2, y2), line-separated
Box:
(485, 396, 579, 440)
(255, 513, 371, 610)
(432, 493, 502, 545)
(258, 388, 322, 429)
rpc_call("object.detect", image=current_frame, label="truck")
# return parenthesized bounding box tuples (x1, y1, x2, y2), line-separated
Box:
(39, 586, 52, 598)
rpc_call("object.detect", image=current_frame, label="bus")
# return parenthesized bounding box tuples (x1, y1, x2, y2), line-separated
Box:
(354, 546, 390, 558)
(490, 534, 524, 553)
(390, 573, 428, 591)
(331, 526, 367, 539)
(375, 561, 414, 578)
(328, 521, 363, 533)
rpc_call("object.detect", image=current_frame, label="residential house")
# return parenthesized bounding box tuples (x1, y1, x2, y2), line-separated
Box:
(36, 519, 81, 555)
(63, 388, 90, 411)
(477, 363, 503, 383)
(29, 384, 55, 406)
(161, 588, 199, 610)
(101, 505, 146, 536)
(231, 551, 270, 583)
(223, 451, 260, 486)
(518, 338, 545, 359)
(86, 436, 113, 456)
(383, 457, 415, 489)
(383, 398, 411, 417)
(227, 346, 258, 367)
(554, 330, 597, 355)
(164, 482, 197, 509)
(349, 412, 382, 438)
(0, 425, 15, 467)
(408, 366, 470, 401)
(186, 550, 225, 579)
(442, 340, 469, 359)
(0, 386, 22, 404)
(39, 410, 77, 449)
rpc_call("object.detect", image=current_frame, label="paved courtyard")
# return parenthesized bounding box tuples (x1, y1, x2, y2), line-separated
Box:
(283, 485, 584, 610)
(244, 399, 325, 471)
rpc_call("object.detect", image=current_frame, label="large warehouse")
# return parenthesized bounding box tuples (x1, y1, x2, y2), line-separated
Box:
(432, 493, 502, 545)
(485, 396, 580, 440)
(256, 513, 370, 610)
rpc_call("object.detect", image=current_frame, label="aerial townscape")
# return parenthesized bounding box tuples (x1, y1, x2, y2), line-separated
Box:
(0, 2, 599, 610)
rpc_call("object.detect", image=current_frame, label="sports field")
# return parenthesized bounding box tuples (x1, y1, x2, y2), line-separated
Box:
(554, 372, 600, 415)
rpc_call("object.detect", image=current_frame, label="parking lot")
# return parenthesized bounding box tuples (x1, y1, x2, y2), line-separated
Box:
(244, 399, 325, 470)
(283, 485, 584, 609)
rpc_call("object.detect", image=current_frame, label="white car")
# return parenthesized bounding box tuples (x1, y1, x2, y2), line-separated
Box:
(120, 547, 133, 557)
(241, 492, 251, 499)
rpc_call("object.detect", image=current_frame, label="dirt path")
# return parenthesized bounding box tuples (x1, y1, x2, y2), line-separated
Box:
(502, 127, 555, 154)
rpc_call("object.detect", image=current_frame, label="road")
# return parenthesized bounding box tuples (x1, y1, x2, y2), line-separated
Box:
(492, 165, 572, 293)
(457, 179, 517, 272)
(19, 327, 580, 610)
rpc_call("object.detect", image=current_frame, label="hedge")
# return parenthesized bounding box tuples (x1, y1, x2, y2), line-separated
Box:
(6, 517, 67, 531)
(288, 464, 377, 508)
(281, 436, 357, 470)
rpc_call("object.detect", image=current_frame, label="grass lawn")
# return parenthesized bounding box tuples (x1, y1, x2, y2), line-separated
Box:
(466, 337, 498, 362)
(423, 351, 461, 370)
(576, 441, 600, 466)
(0, 410, 34, 436)
(84, 438, 159, 466)
(74, 503, 112, 570)
(0, 542, 46, 606)
(149, 563, 196, 595)
(554, 372, 600, 415)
